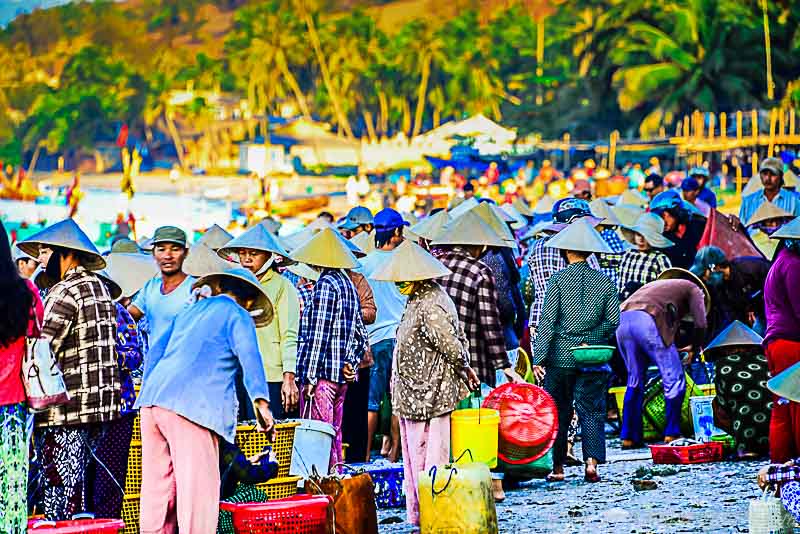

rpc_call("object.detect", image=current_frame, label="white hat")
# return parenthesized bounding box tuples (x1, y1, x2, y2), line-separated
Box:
(196, 224, 234, 251)
(289, 227, 360, 269)
(770, 216, 800, 240)
(285, 262, 320, 282)
(370, 240, 452, 282)
(431, 210, 509, 248)
(218, 224, 290, 260)
(469, 202, 516, 246)
(621, 213, 674, 249)
(105, 253, 159, 298)
(410, 210, 451, 241)
(589, 199, 622, 227)
(18, 218, 105, 270)
(448, 197, 479, 219)
(545, 218, 614, 254)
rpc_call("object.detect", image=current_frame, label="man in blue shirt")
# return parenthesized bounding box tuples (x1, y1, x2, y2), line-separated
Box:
(739, 158, 800, 232)
(688, 166, 717, 209)
(128, 226, 196, 349)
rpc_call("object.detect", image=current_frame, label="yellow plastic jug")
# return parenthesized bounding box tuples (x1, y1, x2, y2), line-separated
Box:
(451, 408, 499, 468)
(418, 460, 498, 534)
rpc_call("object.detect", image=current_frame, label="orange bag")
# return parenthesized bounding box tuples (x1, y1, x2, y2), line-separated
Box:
(304, 466, 378, 534)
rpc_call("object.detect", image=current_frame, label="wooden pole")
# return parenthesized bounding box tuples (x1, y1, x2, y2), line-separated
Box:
(778, 108, 785, 142)
(720, 112, 727, 140)
(609, 131, 618, 172)
(708, 113, 716, 142)
(768, 108, 777, 156)
(761, 0, 774, 100)
(752, 152, 759, 179)
(563, 133, 571, 169)
(751, 109, 759, 143)
(736, 111, 743, 143)
(791, 108, 797, 140)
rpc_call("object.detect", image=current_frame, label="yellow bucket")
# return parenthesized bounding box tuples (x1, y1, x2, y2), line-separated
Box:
(451, 408, 500, 468)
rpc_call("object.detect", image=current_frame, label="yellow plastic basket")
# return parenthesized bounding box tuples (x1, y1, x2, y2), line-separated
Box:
(121, 494, 139, 534)
(234, 422, 299, 478)
(124, 441, 142, 494)
(131, 414, 141, 442)
(256, 475, 302, 500)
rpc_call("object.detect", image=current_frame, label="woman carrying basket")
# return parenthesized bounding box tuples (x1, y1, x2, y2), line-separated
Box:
(370, 240, 480, 526)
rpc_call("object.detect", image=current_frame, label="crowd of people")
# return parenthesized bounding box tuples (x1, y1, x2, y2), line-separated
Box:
(2, 155, 800, 532)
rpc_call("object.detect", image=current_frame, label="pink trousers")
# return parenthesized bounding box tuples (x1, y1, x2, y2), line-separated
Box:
(139, 406, 220, 534)
(301, 379, 348, 471)
(399, 413, 451, 526)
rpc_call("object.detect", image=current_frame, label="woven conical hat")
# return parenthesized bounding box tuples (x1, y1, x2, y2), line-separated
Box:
(533, 195, 555, 215)
(285, 262, 320, 282)
(512, 197, 534, 217)
(18, 218, 105, 270)
(289, 227, 360, 269)
(184, 243, 239, 278)
(448, 197, 479, 219)
(610, 204, 645, 227)
(545, 218, 614, 254)
(196, 224, 234, 251)
(281, 219, 336, 251)
(431, 210, 509, 248)
(349, 231, 375, 256)
(371, 240, 452, 282)
(617, 189, 648, 208)
(657, 267, 710, 314)
(258, 217, 282, 235)
(621, 212, 674, 249)
(785, 169, 799, 188)
(401, 212, 419, 226)
(500, 204, 528, 230)
(470, 202, 516, 245)
(768, 360, 800, 402)
(95, 270, 123, 301)
(410, 210, 451, 241)
(589, 199, 622, 227)
(218, 224, 289, 259)
(193, 265, 274, 327)
(110, 238, 140, 254)
(745, 202, 794, 227)
(705, 320, 763, 353)
(105, 253, 158, 298)
(771, 216, 800, 240)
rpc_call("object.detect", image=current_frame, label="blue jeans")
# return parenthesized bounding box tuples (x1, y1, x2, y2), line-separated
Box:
(368, 339, 395, 412)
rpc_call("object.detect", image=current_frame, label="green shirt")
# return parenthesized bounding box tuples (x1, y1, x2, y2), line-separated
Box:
(533, 262, 620, 368)
(257, 269, 300, 382)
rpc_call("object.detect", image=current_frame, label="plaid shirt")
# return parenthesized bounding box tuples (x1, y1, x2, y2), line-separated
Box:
(297, 269, 366, 385)
(527, 236, 601, 332)
(437, 247, 510, 386)
(598, 228, 627, 287)
(39, 266, 121, 427)
(766, 460, 800, 484)
(617, 250, 672, 301)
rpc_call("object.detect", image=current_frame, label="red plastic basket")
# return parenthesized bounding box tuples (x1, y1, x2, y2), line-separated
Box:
(219, 495, 333, 534)
(649, 441, 723, 465)
(27, 519, 126, 533)
(482, 383, 559, 464)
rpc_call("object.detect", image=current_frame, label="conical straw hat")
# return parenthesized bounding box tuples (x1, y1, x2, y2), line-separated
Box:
(105, 252, 159, 298)
(183, 243, 239, 278)
(657, 267, 710, 314)
(196, 224, 233, 251)
(500, 204, 528, 230)
(533, 195, 555, 215)
(705, 320, 763, 353)
(589, 199, 622, 227)
(512, 197, 534, 217)
(768, 360, 800, 402)
(281, 219, 336, 251)
(110, 238, 140, 254)
(448, 197, 479, 219)
(349, 231, 375, 256)
(610, 204, 645, 227)
(621, 212, 674, 249)
(370, 240, 452, 282)
(519, 221, 555, 242)
(401, 211, 419, 226)
(745, 202, 793, 227)
(258, 217, 282, 235)
(18, 218, 105, 270)
(431, 210, 509, 248)
(470, 202, 516, 245)
(410, 210, 451, 241)
(545, 218, 614, 254)
(218, 224, 289, 259)
(289, 227, 360, 269)
(771, 216, 800, 240)
(95, 270, 123, 301)
(616, 189, 648, 208)
(285, 262, 320, 282)
(192, 265, 274, 327)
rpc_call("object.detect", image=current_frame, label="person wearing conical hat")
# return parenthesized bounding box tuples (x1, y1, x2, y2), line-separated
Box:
(219, 224, 300, 420)
(410, 209, 450, 250)
(358, 208, 409, 462)
(704, 321, 771, 457)
(532, 218, 618, 483)
(690, 246, 770, 337)
(20, 219, 124, 521)
(618, 268, 709, 447)
(135, 261, 273, 533)
(585, 196, 627, 289)
(196, 223, 234, 252)
(370, 240, 479, 526)
(290, 227, 367, 470)
(649, 189, 707, 269)
(762, 215, 800, 462)
(617, 212, 673, 301)
(744, 201, 795, 258)
(128, 226, 196, 353)
(739, 157, 800, 230)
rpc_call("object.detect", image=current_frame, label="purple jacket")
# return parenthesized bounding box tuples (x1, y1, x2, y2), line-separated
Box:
(764, 248, 800, 346)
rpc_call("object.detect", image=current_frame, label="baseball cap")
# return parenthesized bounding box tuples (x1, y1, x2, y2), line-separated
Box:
(649, 190, 683, 213)
(680, 177, 700, 192)
(374, 208, 410, 231)
(688, 166, 710, 178)
(338, 206, 374, 231)
(552, 197, 592, 224)
(759, 157, 783, 176)
(151, 226, 187, 247)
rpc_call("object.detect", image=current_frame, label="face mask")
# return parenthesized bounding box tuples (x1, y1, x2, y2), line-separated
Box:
(395, 281, 415, 296)
(45, 250, 62, 281)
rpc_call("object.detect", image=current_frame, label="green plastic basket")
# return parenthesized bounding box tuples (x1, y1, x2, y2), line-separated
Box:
(643, 373, 704, 437)
(569, 345, 615, 366)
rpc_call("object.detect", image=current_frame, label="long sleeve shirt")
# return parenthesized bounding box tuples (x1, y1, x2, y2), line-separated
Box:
(135, 295, 269, 443)
(617, 249, 672, 301)
(533, 262, 620, 368)
(739, 189, 800, 232)
(256, 270, 300, 382)
(296, 269, 365, 385)
(764, 248, 800, 345)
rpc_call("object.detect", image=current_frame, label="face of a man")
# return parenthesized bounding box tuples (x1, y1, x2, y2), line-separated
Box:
(153, 243, 188, 276)
(691, 174, 707, 188)
(660, 211, 678, 233)
(683, 189, 699, 203)
(238, 248, 269, 274)
(644, 182, 663, 200)
(760, 170, 781, 193)
(16, 258, 38, 279)
(464, 190, 475, 199)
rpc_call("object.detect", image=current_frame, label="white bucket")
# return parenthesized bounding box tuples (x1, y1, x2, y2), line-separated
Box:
(288, 419, 335, 479)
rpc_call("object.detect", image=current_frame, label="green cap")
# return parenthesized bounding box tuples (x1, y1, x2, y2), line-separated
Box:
(152, 226, 187, 247)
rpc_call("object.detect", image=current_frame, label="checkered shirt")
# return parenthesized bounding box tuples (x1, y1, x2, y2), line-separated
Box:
(598, 228, 627, 287)
(527, 236, 601, 332)
(436, 247, 510, 386)
(767, 461, 800, 484)
(296, 269, 366, 385)
(39, 266, 121, 426)
(616, 250, 672, 301)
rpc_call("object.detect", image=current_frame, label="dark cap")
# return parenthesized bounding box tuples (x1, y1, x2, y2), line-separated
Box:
(152, 226, 187, 247)
(681, 177, 700, 192)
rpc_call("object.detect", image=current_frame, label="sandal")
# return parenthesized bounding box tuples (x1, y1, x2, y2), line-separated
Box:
(546, 472, 566, 482)
(565, 453, 583, 466)
(584, 463, 601, 483)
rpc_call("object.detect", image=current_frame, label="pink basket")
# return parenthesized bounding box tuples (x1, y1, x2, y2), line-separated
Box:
(27, 519, 126, 534)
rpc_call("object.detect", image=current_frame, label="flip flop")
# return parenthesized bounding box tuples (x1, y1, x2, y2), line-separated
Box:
(546, 473, 566, 482)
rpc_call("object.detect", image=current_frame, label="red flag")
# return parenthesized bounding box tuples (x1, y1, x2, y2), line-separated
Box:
(116, 124, 129, 148)
(697, 208, 764, 260)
